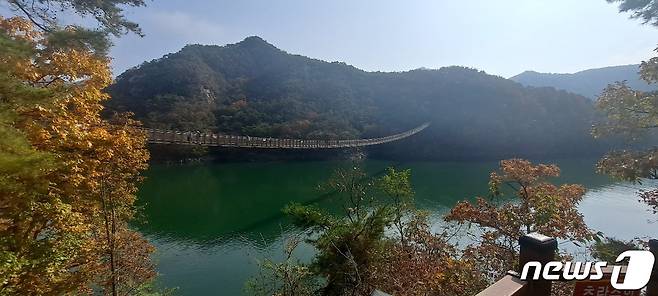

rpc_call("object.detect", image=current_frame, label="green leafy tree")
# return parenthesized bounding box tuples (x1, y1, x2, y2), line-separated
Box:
(607, 0, 658, 26)
(246, 235, 320, 296)
(377, 168, 414, 244)
(284, 157, 391, 296)
(6, 0, 145, 36)
(591, 237, 642, 263)
(278, 159, 485, 296)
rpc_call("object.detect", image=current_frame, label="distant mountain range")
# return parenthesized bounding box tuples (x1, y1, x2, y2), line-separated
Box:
(106, 36, 605, 160)
(511, 65, 657, 99)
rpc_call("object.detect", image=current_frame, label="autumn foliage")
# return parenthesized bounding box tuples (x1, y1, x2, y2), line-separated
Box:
(367, 212, 487, 296)
(592, 46, 658, 214)
(250, 159, 603, 295)
(263, 163, 486, 296)
(446, 159, 593, 279)
(0, 17, 153, 295)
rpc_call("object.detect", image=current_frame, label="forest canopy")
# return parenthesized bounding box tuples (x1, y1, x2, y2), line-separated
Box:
(107, 36, 604, 160)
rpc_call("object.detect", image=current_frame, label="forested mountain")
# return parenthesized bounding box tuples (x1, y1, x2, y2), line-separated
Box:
(511, 65, 657, 99)
(106, 36, 604, 160)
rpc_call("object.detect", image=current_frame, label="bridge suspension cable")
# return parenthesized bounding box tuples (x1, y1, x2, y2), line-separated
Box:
(140, 122, 430, 149)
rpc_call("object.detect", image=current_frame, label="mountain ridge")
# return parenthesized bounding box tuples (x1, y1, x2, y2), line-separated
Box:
(511, 64, 657, 99)
(107, 36, 603, 160)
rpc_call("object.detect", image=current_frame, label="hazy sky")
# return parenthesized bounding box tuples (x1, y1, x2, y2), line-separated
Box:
(5, 0, 658, 78)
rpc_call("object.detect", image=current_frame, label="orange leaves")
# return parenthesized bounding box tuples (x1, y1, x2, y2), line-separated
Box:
(446, 159, 593, 279)
(230, 98, 248, 109)
(367, 213, 488, 296)
(496, 158, 560, 187)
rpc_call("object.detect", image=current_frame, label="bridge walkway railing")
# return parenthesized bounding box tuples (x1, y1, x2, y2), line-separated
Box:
(139, 122, 430, 149)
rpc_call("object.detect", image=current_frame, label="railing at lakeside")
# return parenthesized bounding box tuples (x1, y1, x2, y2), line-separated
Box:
(371, 233, 658, 296)
(475, 234, 658, 296)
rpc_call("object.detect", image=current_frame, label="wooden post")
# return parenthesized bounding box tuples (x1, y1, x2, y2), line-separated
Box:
(518, 232, 556, 296)
(648, 239, 658, 296)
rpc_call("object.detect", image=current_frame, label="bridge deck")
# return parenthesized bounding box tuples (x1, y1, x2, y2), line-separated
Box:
(142, 122, 429, 149)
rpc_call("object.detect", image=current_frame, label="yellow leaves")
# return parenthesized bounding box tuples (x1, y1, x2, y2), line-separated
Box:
(1, 16, 152, 294)
(45, 49, 111, 87)
(0, 17, 40, 42)
(2, 18, 112, 100)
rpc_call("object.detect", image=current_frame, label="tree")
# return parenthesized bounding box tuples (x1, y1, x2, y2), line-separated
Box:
(5, 0, 145, 35)
(377, 167, 414, 244)
(0, 16, 153, 295)
(593, 0, 658, 214)
(278, 159, 485, 296)
(366, 211, 488, 296)
(3, 0, 146, 59)
(607, 0, 658, 26)
(591, 237, 642, 263)
(246, 234, 320, 296)
(592, 74, 658, 214)
(284, 157, 390, 296)
(445, 159, 593, 280)
(1, 0, 155, 294)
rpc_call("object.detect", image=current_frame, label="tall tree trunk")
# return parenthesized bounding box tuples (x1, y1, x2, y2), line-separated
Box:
(101, 183, 118, 296)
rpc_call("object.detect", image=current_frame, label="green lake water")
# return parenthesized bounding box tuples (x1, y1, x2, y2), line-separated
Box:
(135, 158, 658, 295)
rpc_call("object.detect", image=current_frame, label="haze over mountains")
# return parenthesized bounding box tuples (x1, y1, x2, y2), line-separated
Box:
(106, 36, 605, 160)
(511, 64, 657, 99)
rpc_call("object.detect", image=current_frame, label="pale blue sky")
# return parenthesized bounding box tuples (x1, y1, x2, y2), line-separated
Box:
(4, 0, 658, 77)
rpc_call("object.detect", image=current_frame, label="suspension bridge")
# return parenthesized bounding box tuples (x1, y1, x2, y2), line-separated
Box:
(141, 122, 430, 149)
